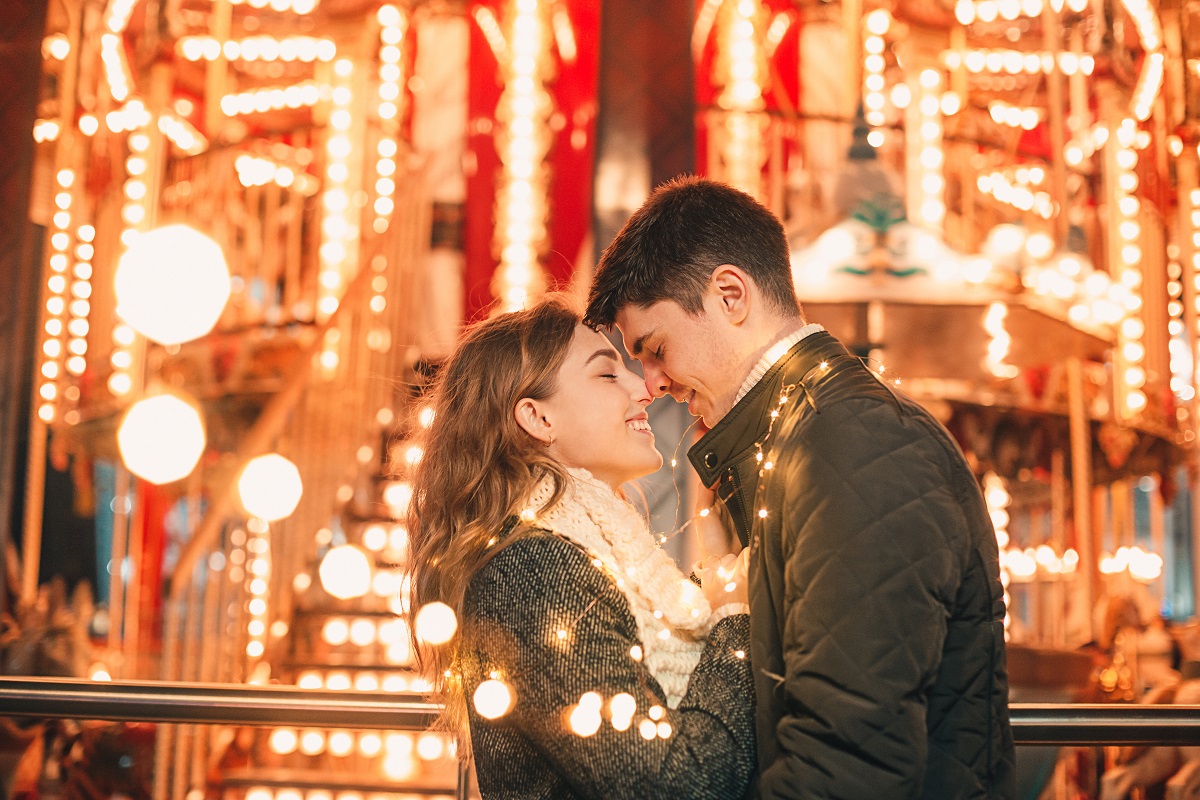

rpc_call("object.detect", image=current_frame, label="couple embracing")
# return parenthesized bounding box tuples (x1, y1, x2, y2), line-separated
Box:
(408, 177, 1016, 799)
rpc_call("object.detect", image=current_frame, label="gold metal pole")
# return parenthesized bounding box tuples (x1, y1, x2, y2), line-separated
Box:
(205, 0, 231, 141)
(1041, 2, 1069, 245)
(21, 0, 85, 605)
(1068, 357, 1095, 642)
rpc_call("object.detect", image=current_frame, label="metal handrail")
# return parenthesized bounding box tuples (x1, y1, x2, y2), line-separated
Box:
(2, 678, 1200, 747)
(0, 677, 439, 730)
(1010, 703, 1200, 746)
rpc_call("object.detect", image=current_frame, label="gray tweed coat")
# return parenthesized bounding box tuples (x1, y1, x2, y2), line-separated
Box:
(460, 528, 756, 800)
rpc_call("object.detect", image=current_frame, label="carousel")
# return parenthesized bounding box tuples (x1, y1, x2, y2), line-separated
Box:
(4, 0, 1200, 797)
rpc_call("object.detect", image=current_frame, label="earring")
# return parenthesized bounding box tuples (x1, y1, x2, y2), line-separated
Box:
(545, 435, 554, 447)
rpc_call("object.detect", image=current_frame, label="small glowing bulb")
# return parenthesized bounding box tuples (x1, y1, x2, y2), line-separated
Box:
(414, 601, 458, 645)
(473, 679, 513, 719)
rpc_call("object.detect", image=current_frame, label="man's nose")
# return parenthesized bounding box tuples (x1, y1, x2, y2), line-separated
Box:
(642, 364, 671, 398)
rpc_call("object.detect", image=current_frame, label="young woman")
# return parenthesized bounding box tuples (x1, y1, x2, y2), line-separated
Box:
(409, 296, 755, 800)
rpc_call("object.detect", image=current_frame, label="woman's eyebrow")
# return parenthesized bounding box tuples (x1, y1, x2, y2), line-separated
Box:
(585, 348, 620, 365)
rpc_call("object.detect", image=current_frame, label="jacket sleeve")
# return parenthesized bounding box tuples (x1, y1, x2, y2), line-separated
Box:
(462, 535, 756, 800)
(757, 400, 963, 799)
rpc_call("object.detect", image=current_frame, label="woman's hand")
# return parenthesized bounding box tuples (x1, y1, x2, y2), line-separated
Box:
(695, 549, 748, 608)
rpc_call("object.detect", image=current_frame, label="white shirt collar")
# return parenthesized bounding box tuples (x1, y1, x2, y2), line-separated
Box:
(733, 323, 825, 406)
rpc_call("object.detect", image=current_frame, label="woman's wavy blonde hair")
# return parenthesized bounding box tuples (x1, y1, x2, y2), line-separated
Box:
(407, 294, 581, 738)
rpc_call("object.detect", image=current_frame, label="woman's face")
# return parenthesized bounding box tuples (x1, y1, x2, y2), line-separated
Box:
(521, 325, 662, 490)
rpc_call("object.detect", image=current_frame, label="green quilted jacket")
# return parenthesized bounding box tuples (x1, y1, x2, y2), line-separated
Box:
(690, 331, 1016, 799)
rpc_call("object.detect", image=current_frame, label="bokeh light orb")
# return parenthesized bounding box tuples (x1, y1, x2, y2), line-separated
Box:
(414, 601, 457, 645)
(319, 545, 371, 600)
(117, 393, 206, 484)
(114, 224, 231, 345)
(473, 679, 513, 720)
(237, 454, 303, 521)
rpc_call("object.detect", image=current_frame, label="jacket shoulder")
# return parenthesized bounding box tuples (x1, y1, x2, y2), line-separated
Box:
(463, 530, 616, 620)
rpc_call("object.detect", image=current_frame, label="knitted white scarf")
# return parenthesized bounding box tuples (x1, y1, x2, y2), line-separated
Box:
(524, 468, 712, 708)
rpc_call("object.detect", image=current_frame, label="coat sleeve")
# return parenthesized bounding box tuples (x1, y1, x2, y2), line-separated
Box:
(756, 400, 963, 799)
(462, 535, 756, 800)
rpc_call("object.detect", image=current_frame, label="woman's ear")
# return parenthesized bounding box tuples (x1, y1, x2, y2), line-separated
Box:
(514, 398, 553, 445)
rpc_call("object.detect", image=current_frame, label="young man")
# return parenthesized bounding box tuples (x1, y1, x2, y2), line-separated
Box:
(585, 176, 1015, 799)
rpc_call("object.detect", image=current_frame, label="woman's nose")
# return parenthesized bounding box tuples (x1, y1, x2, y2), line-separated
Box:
(623, 367, 653, 404)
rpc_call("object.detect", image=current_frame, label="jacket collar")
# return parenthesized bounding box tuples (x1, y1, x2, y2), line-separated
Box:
(688, 331, 852, 487)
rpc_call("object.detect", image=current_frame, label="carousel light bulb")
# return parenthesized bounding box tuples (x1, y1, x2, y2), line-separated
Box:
(383, 481, 412, 516)
(325, 672, 351, 691)
(318, 545, 371, 600)
(349, 617, 377, 646)
(237, 453, 303, 521)
(322, 617, 350, 646)
(269, 728, 298, 755)
(114, 224, 231, 345)
(359, 732, 382, 756)
(328, 731, 354, 757)
(416, 732, 445, 760)
(299, 730, 325, 755)
(117, 393, 206, 484)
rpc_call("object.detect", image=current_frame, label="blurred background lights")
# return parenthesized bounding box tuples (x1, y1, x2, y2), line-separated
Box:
(237, 453, 303, 521)
(318, 545, 371, 600)
(269, 728, 298, 755)
(117, 392, 206, 484)
(113, 224, 231, 345)
(321, 617, 349, 646)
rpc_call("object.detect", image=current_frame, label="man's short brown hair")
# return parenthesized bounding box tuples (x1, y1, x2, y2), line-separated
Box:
(585, 175, 801, 328)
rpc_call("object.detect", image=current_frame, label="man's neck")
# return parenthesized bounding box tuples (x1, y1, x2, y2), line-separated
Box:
(732, 318, 820, 408)
(739, 318, 807, 381)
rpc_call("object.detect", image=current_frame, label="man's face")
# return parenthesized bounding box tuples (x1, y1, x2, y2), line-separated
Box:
(615, 298, 743, 428)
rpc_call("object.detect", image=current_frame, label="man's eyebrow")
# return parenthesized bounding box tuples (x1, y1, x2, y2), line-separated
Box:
(585, 347, 620, 365)
(630, 328, 658, 357)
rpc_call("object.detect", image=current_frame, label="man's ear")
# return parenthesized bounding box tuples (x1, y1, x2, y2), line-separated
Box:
(514, 398, 553, 444)
(709, 264, 751, 325)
